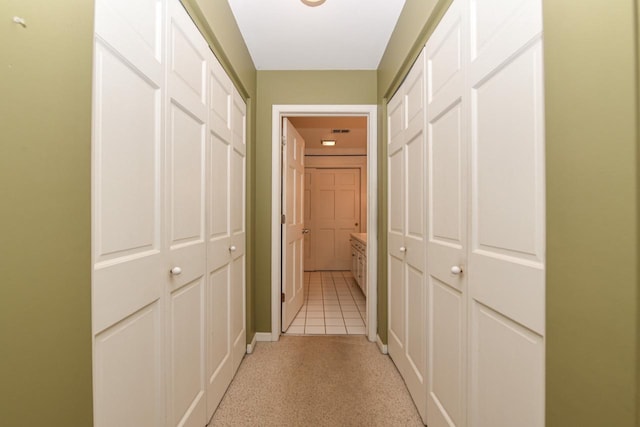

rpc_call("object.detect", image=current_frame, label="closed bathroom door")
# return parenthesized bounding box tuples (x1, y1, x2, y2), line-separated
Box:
(312, 168, 361, 271)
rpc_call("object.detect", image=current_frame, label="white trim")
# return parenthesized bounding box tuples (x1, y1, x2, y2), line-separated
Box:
(376, 334, 388, 354)
(246, 333, 258, 354)
(271, 104, 378, 342)
(255, 332, 275, 342)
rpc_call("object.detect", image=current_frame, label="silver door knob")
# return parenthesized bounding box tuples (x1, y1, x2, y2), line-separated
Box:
(451, 266, 463, 275)
(302, 228, 310, 234)
(229, 245, 237, 252)
(399, 246, 407, 253)
(170, 267, 182, 276)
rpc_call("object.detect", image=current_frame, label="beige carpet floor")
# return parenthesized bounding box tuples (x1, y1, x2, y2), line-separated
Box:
(209, 335, 424, 427)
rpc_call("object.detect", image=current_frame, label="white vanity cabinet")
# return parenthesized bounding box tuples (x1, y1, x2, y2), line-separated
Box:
(350, 233, 367, 296)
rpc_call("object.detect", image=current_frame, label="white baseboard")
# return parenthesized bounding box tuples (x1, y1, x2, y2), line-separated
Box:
(255, 332, 275, 342)
(246, 333, 258, 354)
(376, 334, 388, 354)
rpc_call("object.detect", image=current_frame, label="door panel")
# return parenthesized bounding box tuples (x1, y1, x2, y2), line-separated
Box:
(429, 277, 463, 427)
(167, 104, 205, 246)
(281, 119, 305, 331)
(205, 50, 233, 419)
(425, 2, 466, 425)
(231, 254, 246, 371)
(165, 3, 208, 425)
(303, 171, 315, 271)
(94, 0, 162, 79)
(94, 303, 161, 427)
(230, 92, 247, 369)
(387, 48, 428, 423)
(472, 43, 544, 266)
(206, 54, 246, 418)
(388, 255, 405, 346)
(468, 0, 545, 424)
(406, 136, 424, 239)
(206, 265, 231, 414)
(406, 265, 426, 381)
(92, 0, 165, 424)
(93, 44, 160, 265)
(431, 104, 463, 246)
(310, 169, 361, 270)
(469, 0, 541, 63)
(209, 133, 230, 251)
(168, 278, 206, 427)
(470, 303, 544, 427)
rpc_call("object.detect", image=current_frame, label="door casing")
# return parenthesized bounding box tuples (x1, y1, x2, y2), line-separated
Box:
(269, 105, 378, 343)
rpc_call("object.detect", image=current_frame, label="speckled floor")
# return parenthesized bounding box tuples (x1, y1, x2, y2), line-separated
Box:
(209, 335, 424, 427)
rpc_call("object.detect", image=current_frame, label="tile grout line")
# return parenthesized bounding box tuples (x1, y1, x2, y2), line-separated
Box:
(286, 271, 365, 336)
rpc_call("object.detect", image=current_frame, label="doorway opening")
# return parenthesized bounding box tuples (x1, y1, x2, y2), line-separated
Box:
(270, 105, 378, 343)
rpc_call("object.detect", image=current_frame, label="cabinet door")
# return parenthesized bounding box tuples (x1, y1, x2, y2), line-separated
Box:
(359, 253, 367, 296)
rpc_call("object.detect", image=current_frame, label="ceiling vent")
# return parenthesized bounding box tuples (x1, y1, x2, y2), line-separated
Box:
(331, 129, 350, 134)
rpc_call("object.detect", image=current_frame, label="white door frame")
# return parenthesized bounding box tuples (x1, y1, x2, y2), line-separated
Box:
(270, 104, 378, 342)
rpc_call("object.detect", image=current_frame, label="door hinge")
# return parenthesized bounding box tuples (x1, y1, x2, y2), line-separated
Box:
(281, 292, 285, 302)
(281, 214, 286, 224)
(281, 135, 286, 146)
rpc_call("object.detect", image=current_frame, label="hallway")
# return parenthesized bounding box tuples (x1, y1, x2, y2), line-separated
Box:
(209, 336, 423, 426)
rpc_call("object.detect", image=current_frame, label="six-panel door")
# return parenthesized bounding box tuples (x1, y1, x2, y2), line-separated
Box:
(387, 49, 428, 424)
(92, 1, 246, 425)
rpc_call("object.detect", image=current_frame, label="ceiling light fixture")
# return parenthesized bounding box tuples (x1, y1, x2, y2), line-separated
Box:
(321, 140, 336, 146)
(301, 0, 326, 7)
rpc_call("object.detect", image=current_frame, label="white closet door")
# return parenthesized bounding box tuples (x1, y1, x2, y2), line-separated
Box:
(467, 0, 545, 426)
(93, 1, 247, 425)
(206, 54, 234, 417)
(388, 85, 406, 375)
(92, 0, 165, 426)
(387, 49, 428, 423)
(425, 1, 467, 426)
(230, 89, 247, 372)
(165, 2, 208, 426)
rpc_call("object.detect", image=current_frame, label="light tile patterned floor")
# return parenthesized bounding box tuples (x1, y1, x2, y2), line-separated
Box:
(284, 271, 367, 335)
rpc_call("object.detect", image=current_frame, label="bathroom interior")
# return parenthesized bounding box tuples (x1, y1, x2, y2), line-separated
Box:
(284, 116, 369, 336)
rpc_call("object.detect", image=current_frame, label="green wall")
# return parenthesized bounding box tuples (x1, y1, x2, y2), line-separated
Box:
(378, 0, 640, 425)
(254, 71, 377, 332)
(181, 0, 258, 342)
(2, 0, 638, 424)
(0, 0, 94, 425)
(544, 0, 639, 425)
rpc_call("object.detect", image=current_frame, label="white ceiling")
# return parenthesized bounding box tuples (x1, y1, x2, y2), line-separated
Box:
(227, 0, 406, 70)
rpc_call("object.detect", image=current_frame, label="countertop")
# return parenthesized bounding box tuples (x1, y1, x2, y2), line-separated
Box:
(350, 233, 367, 245)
